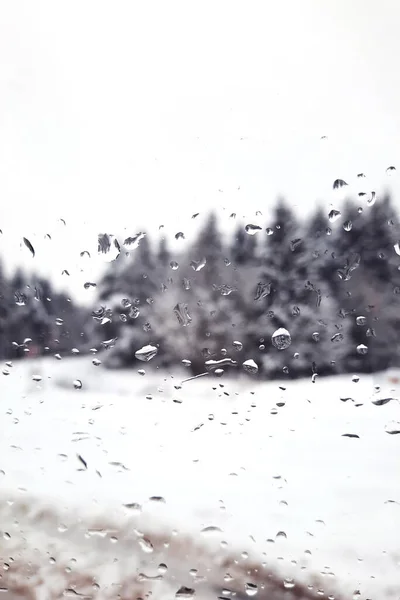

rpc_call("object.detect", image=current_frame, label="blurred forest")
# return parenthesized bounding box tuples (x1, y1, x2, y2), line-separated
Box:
(2, 195, 400, 379)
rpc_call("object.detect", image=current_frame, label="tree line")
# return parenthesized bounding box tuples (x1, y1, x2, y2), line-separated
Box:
(93, 195, 400, 378)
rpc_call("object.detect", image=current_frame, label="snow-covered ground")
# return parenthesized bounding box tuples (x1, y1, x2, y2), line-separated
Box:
(1, 357, 400, 599)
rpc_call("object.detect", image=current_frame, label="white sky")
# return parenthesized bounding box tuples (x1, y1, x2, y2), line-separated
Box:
(0, 0, 399, 302)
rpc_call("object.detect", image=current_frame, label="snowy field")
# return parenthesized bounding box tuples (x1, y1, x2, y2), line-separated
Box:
(1, 357, 400, 599)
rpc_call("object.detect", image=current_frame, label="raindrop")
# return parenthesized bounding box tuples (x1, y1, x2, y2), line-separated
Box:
(84, 282, 97, 289)
(266, 227, 274, 236)
(190, 258, 207, 272)
(233, 340, 243, 351)
(312, 332, 320, 342)
(356, 344, 368, 355)
(245, 583, 258, 597)
(245, 224, 262, 235)
(101, 337, 117, 350)
(123, 502, 142, 513)
(170, 261, 179, 270)
(394, 243, 400, 256)
(182, 359, 192, 367)
(22, 237, 35, 257)
(385, 421, 400, 435)
(175, 232, 185, 240)
(290, 238, 302, 251)
(357, 173, 366, 178)
(276, 531, 287, 539)
(331, 333, 343, 343)
(92, 358, 101, 366)
(135, 344, 158, 362)
(386, 166, 396, 175)
(342, 433, 360, 439)
(192, 213, 199, 219)
(205, 358, 238, 370)
(372, 398, 393, 406)
(98, 233, 120, 262)
(367, 191, 376, 206)
(356, 316, 366, 326)
(343, 220, 352, 232)
(328, 210, 341, 223)
(55, 317, 64, 326)
(283, 579, 295, 590)
(242, 359, 258, 374)
(32, 374, 42, 382)
(123, 232, 146, 248)
(254, 282, 271, 300)
(129, 306, 140, 319)
(14, 292, 27, 306)
(173, 303, 192, 326)
(73, 379, 82, 390)
(176, 587, 195, 598)
(138, 537, 154, 553)
(272, 328, 291, 350)
(201, 526, 223, 535)
(333, 179, 348, 189)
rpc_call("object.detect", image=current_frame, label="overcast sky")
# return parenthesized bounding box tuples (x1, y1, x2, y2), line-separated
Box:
(0, 0, 399, 302)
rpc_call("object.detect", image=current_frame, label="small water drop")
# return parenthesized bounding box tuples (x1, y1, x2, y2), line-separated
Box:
(356, 316, 366, 326)
(32, 374, 42, 382)
(331, 332, 344, 343)
(356, 344, 368, 355)
(176, 586, 195, 598)
(328, 209, 341, 223)
(333, 179, 348, 189)
(254, 282, 271, 300)
(283, 578, 295, 589)
(135, 344, 158, 362)
(386, 165, 396, 175)
(175, 232, 185, 240)
(73, 379, 82, 390)
(92, 358, 101, 366)
(242, 359, 258, 374)
(266, 227, 274, 236)
(394, 242, 400, 256)
(201, 525, 223, 535)
(343, 220, 352, 231)
(245, 583, 258, 597)
(245, 224, 262, 235)
(290, 238, 302, 251)
(97, 233, 120, 262)
(170, 261, 179, 270)
(138, 537, 154, 553)
(272, 328, 291, 350)
(190, 257, 207, 272)
(233, 340, 243, 351)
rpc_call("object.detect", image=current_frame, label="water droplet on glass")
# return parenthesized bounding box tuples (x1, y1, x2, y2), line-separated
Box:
(254, 282, 271, 300)
(385, 421, 400, 435)
(175, 232, 185, 240)
(356, 316, 367, 326)
(138, 537, 154, 553)
(386, 165, 396, 175)
(276, 530, 287, 539)
(32, 374, 42, 382)
(14, 291, 27, 306)
(101, 337, 117, 350)
(272, 328, 291, 350)
(73, 379, 82, 390)
(97, 233, 120, 262)
(201, 526, 223, 535)
(245, 224, 262, 236)
(182, 359, 192, 367)
(190, 258, 207, 272)
(290, 238, 302, 251)
(245, 583, 258, 597)
(170, 261, 179, 270)
(328, 210, 341, 223)
(356, 344, 368, 355)
(129, 306, 140, 319)
(176, 586, 195, 598)
(242, 359, 258, 374)
(22, 237, 35, 257)
(233, 340, 243, 351)
(266, 227, 274, 236)
(92, 358, 101, 366)
(331, 332, 343, 343)
(343, 220, 352, 231)
(394, 243, 400, 256)
(333, 179, 348, 189)
(135, 344, 158, 362)
(123, 232, 146, 249)
(283, 578, 295, 589)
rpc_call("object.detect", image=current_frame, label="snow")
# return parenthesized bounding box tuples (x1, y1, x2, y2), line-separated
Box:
(1, 357, 400, 599)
